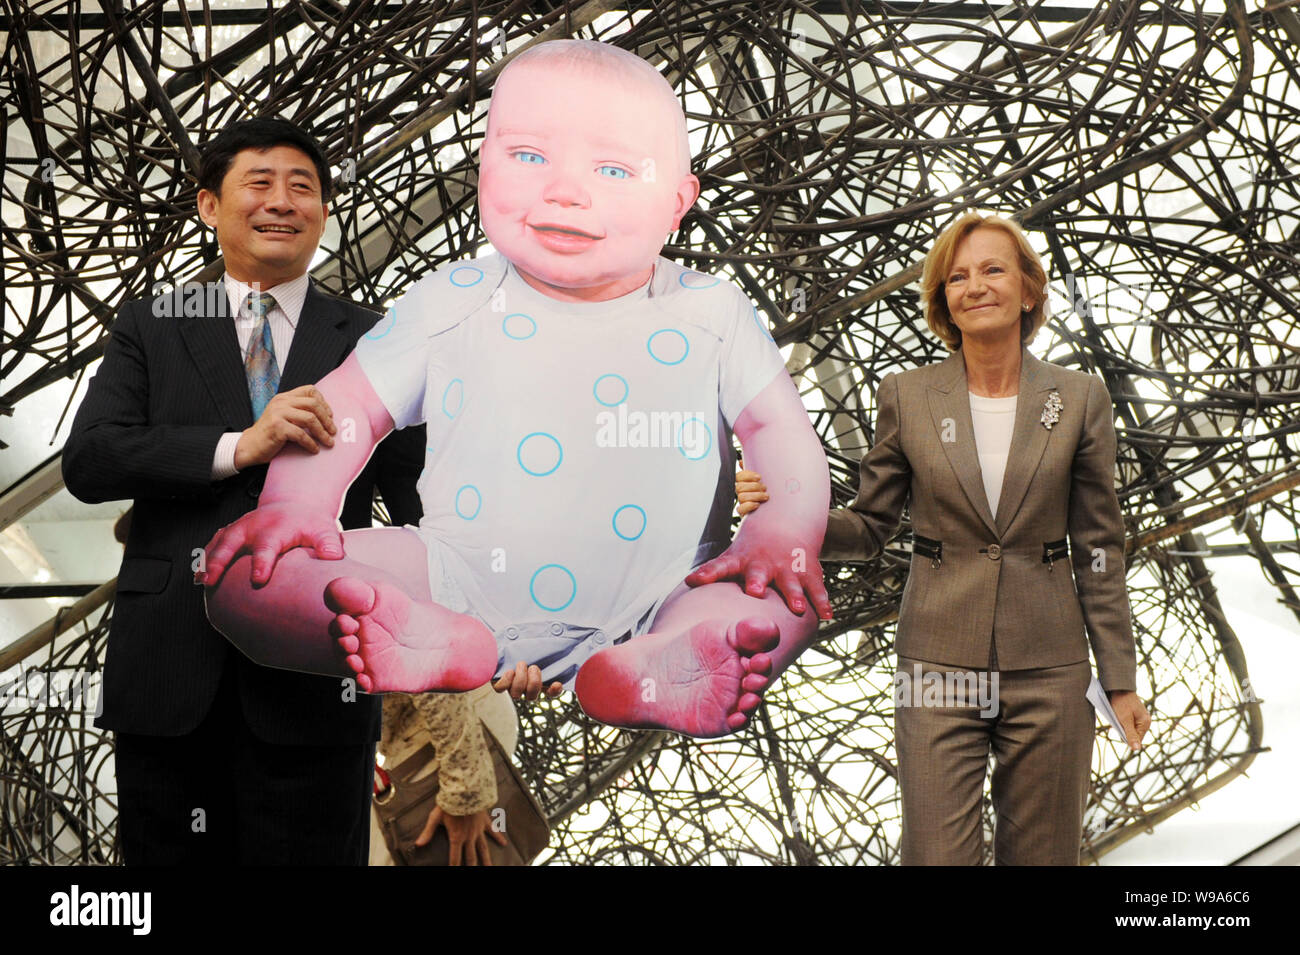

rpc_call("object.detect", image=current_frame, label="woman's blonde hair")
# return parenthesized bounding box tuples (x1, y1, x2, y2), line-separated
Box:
(921, 212, 1049, 350)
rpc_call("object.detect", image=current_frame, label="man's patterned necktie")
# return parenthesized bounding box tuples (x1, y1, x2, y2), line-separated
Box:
(244, 291, 281, 419)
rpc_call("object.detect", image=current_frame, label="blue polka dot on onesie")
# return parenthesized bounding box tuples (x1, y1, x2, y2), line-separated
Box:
(530, 563, 577, 613)
(449, 265, 484, 287)
(517, 432, 563, 476)
(677, 416, 713, 460)
(454, 484, 482, 520)
(364, 307, 397, 340)
(678, 270, 721, 290)
(442, 379, 464, 418)
(502, 313, 537, 340)
(612, 504, 647, 541)
(593, 374, 629, 407)
(647, 328, 689, 365)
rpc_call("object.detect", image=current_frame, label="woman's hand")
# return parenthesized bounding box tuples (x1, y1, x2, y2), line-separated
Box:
(735, 466, 769, 516)
(415, 805, 507, 866)
(1107, 690, 1152, 751)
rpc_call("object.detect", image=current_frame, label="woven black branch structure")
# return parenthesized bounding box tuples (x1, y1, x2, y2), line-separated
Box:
(2, 0, 1295, 864)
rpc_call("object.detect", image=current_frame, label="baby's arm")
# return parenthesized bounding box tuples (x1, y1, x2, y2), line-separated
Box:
(260, 353, 394, 504)
(201, 353, 395, 585)
(687, 370, 833, 619)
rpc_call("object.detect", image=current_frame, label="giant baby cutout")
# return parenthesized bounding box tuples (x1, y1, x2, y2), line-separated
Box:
(202, 39, 833, 738)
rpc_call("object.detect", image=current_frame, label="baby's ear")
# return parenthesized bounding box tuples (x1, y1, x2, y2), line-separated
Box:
(670, 173, 701, 229)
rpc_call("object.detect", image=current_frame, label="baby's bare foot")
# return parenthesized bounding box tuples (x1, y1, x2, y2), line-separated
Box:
(574, 617, 779, 738)
(325, 577, 496, 693)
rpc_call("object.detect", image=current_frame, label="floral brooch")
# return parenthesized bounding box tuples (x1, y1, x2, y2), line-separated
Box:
(1041, 389, 1063, 430)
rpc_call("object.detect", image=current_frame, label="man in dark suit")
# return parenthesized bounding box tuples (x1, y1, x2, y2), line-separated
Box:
(62, 118, 421, 864)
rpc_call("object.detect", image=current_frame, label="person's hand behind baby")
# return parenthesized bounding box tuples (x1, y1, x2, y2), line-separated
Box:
(493, 661, 564, 701)
(199, 501, 344, 586)
(416, 805, 508, 866)
(735, 462, 769, 517)
(686, 528, 832, 621)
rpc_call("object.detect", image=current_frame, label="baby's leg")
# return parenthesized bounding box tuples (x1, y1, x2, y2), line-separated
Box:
(573, 580, 820, 738)
(205, 526, 496, 692)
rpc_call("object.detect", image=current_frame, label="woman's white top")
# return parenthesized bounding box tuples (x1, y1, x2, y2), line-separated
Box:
(969, 391, 1018, 519)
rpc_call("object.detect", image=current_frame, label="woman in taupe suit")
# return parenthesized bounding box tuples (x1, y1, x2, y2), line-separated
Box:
(744, 212, 1151, 864)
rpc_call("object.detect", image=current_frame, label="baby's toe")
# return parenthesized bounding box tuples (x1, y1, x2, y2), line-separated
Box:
(741, 673, 768, 693)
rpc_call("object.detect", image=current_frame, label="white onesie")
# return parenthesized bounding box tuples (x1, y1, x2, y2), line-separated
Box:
(353, 253, 787, 686)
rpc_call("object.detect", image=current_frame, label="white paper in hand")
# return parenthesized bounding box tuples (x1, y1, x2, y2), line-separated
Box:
(1086, 675, 1126, 736)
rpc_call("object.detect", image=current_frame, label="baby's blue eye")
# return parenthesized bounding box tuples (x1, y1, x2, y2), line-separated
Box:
(513, 151, 546, 165)
(597, 165, 630, 179)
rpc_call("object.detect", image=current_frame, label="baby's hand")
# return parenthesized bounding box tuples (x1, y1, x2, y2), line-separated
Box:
(686, 533, 832, 620)
(199, 502, 344, 586)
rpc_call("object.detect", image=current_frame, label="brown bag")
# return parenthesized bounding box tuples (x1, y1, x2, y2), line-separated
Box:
(374, 726, 550, 866)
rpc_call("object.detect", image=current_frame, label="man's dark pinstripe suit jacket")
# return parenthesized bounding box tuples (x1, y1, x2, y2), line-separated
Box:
(63, 281, 424, 744)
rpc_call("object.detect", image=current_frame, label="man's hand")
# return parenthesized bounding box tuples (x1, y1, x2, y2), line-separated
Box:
(415, 806, 507, 866)
(199, 501, 343, 586)
(493, 661, 563, 701)
(686, 532, 833, 620)
(735, 466, 769, 516)
(1107, 690, 1152, 752)
(233, 385, 337, 470)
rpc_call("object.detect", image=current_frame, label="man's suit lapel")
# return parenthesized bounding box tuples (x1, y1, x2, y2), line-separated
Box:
(993, 348, 1056, 535)
(178, 285, 255, 430)
(927, 350, 999, 537)
(279, 281, 352, 391)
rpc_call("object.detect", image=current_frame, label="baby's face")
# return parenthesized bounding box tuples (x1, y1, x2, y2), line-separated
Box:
(478, 61, 698, 301)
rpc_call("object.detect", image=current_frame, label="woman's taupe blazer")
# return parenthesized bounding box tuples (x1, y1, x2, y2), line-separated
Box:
(822, 347, 1138, 692)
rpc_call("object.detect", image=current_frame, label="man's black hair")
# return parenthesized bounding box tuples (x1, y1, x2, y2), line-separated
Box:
(198, 118, 332, 202)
